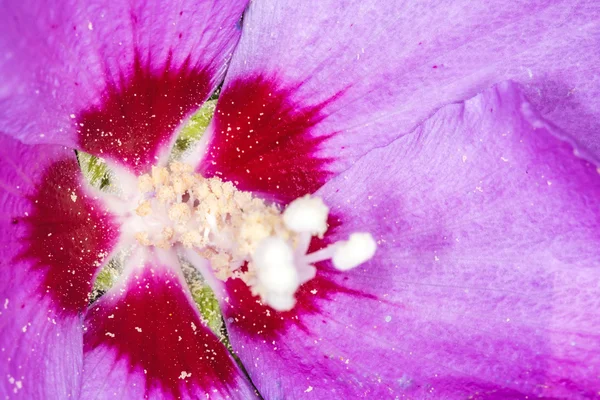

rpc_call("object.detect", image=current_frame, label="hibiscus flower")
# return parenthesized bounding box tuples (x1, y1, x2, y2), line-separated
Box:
(1, 0, 599, 399)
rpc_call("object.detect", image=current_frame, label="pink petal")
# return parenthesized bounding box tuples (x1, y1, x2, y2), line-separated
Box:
(82, 255, 256, 399)
(0, 0, 248, 173)
(0, 133, 119, 398)
(222, 82, 600, 398)
(196, 0, 600, 198)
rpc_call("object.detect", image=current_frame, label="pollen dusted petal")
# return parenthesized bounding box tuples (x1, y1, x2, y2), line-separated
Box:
(76, 54, 213, 174)
(0, 0, 248, 173)
(0, 133, 118, 398)
(203, 0, 600, 187)
(197, 76, 336, 202)
(222, 83, 600, 398)
(18, 159, 120, 315)
(81, 260, 255, 400)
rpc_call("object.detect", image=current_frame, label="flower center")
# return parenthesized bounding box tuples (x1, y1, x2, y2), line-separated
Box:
(116, 161, 376, 311)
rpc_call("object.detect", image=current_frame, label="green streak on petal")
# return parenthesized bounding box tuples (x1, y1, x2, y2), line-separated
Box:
(172, 99, 217, 158)
(89, 258, 121, 304)
(191, 284, 224, 336)
(76, 98, 216, 185)
(76, 150, 111, 189)
(79, 98, 224, 335)
(179, 260, 226, 339)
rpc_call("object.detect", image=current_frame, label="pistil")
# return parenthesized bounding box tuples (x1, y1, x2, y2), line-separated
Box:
(125, 162, 376, 311)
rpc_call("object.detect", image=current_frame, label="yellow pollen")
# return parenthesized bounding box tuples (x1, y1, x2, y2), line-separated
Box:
(168, 203, 191, 224)
(157, 185, 176, 203)
(133, 162, 297, 281)
(151, 166, 169, 187)
(135, 200, 152, 217)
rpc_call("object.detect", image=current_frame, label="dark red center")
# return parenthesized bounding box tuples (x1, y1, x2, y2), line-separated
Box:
(19, 159, 118, 315)
(200, 75, 337, 203)
(77, 52, 211, 175)
(84, 266, 239, 398)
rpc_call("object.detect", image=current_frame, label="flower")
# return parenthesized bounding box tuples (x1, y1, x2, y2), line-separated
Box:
(1, 0, 599, 399)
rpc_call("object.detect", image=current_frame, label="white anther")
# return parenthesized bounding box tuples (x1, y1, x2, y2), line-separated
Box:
(162, 227, 174, 241)
(253, 237, 299, 311)
(193, 181, 210, 199)
(169, 161, 192, 174)
(135, 232, 151, 246)
(182, 173, 196, 191)
(283, 195, 329, 236)
(209, 179, 224, 197)
(221, 181, 235, 199)
(332, 233, 377, 271)
(181, 231, 202, 248)
(233, 191, 252, 209)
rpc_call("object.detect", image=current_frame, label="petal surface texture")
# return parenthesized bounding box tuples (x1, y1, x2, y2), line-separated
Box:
(0, 0, 247, 174)
(82, 254, 256, 400)
(222, 82, 600, 398)
(0, 133, 119, 398)
(198, 0, 600, 200)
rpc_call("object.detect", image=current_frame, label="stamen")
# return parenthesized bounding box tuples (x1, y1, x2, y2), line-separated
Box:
(125, 162, 376, 311)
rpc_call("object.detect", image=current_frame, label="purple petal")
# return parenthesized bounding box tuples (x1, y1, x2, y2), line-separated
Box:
(223, 82, 600, 398)
(197, 0, 600, 198)
(0, 133, 119, 398)
(82, 255, 256, 399)
(0, 0, 247, 174)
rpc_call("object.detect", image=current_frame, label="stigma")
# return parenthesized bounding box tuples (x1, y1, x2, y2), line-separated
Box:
(123, 162, 376, 311)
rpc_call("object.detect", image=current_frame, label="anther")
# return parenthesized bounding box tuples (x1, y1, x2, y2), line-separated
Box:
(138, 174, 153, 193)
(135, 200, 152, 217)
(168, 203, 191, 224)
(157, 185, 176, 203)
(151, 166, 169, 187)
